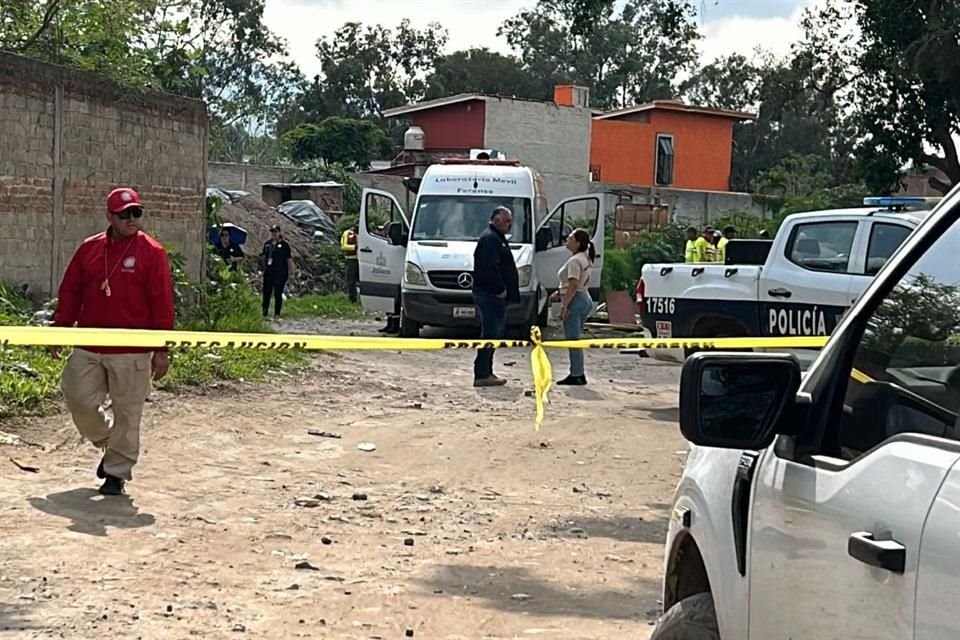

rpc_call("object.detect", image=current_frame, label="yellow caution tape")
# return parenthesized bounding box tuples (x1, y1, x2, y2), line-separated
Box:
(0, 326, 532, 351)
(0, 325, 835, 430)
(544, 336, 830, 350)
(529, 327, 553, 430)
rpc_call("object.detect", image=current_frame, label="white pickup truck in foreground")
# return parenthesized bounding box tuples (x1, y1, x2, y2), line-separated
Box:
(649, 183, 960, 639)
(637, 197, 940, 362)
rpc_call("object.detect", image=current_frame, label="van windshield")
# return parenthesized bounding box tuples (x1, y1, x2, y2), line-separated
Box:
(411, 196, 532, 243)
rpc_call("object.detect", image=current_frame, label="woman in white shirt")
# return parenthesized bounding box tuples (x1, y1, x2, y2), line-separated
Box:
(552, 228, 596, 385)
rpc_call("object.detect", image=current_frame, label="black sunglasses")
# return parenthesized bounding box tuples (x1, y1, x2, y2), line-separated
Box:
(114, 207, 143, 220)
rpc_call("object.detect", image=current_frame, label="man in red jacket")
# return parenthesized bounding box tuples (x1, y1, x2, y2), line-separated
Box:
(52, 187, 175, 496)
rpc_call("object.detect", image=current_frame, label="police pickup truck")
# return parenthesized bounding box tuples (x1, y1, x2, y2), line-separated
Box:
(649, 184, 960, 639)
(637, 197, 940, 363)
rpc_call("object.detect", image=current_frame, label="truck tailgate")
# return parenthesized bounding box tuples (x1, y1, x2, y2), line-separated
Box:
(640, 263, 763, 337)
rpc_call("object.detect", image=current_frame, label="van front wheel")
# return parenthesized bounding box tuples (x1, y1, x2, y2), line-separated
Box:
(399, 312, 420, 338)
(650, 593, 720, 640)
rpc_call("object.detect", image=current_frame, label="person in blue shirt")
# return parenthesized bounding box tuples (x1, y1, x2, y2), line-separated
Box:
(471, 206, 519, 387)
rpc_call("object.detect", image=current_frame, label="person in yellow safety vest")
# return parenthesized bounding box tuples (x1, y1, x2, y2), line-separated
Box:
(693, 225, 717, 262)
(341, 223, 359, 303)
(684, 226, 698, 262)
(717, 225, 736, 264)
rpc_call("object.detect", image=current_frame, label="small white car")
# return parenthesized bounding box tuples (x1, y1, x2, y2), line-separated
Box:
(651, 183, 960, 639)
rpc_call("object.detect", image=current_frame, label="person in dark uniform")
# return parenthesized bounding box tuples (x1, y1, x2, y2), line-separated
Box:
(261, 225, 293, 318)
(214, 228, 244, 271)
(471, 206, 519, 387)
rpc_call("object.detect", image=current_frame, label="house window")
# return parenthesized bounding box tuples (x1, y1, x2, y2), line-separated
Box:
(655, 134, 674, 186)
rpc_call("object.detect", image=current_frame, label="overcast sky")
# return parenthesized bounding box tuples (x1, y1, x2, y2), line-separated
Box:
(264, 0, 816, 80)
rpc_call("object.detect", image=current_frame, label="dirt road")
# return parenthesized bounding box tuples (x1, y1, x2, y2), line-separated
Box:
(0, 318, 686, 640)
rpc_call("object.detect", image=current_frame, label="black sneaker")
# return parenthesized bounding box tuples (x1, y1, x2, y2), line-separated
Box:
(96, 457, 106, 479)
(98, 475, 125, 496)
(557, 375, 587, 386)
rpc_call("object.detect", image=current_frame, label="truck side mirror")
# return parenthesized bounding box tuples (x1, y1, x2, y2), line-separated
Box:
(679, 353, 802, 449)
(388, 221, 407, 247)
(535, 227, 553, 252)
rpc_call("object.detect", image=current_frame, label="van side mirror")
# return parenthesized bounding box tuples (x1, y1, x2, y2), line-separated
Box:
(679, 353, 802, 449)
(388, 221, 407, 247)
(535, 227, 552, 252)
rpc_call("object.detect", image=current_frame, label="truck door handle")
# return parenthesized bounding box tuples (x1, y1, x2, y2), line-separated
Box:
(768, 288, 792, 298)
(848, 531, 905, 574)
(359, 247, 373, 253)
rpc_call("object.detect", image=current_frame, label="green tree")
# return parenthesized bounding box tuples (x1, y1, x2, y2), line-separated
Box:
(849, 0, 960, 193)
(424, 48, 551, 100)
(282, 117, 393, 169)
(680, 2, 860, 194)
(680, 53, 762, 112)
(314, 19, 448, 119)
(293, 162, 363, 215)
(498, 0, 701, 110)
(0, 0, 298, 162)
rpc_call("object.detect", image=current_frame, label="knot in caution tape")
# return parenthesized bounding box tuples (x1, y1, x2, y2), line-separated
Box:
(529, 326, 552, 431)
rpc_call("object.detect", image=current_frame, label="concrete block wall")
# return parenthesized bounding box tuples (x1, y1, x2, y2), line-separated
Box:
(482, 97, 592, 205)
(0, 52, 207, 296)
(591, 182, 771, 226)
(208, 161, 297, 192)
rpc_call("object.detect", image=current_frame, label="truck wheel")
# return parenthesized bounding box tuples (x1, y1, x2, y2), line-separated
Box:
(650, 593, 720, 640)
(399, 312, 420, 338)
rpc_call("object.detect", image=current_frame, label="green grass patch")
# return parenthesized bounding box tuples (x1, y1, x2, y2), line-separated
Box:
(156, 347, 306, 390)
(0, 347, 65, 419)
(0, 343, 308, 419)
(0, 276, 311, 420)
(282, 293, 365, 320)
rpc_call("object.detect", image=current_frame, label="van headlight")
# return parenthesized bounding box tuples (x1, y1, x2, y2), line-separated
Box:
(517, 265, 532, 288)
(405, 262, 427, 286)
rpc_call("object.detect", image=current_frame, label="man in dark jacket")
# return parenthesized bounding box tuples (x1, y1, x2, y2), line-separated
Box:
(472, 206, 520, 387)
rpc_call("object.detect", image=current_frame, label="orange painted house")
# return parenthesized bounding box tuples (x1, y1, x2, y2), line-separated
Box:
(587, 99, 754, 191)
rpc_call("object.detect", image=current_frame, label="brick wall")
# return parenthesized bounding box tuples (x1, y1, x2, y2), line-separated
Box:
(0, 52, 208, 296)
(208, 161, 297, 192)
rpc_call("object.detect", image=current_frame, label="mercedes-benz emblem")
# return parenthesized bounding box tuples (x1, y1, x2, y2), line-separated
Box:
(457, 272, 473, 289)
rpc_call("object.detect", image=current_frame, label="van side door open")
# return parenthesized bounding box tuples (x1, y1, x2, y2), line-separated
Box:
(358, 188, 409, 314)
(534, 195, 604, 300)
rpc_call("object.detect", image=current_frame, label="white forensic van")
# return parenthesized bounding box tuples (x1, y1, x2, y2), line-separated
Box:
(356, 158, 604, 337)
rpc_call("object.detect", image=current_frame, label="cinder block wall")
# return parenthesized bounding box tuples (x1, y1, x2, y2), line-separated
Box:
(482, 97, 592, 205)
(0, 52, 208, 296)
(208, 162, 297, 192)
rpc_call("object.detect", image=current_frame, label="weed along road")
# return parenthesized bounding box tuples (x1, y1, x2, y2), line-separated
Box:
(0, 317, 684, 640)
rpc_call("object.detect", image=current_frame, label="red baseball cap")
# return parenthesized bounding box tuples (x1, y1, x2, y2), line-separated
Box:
(106, 188, 142, 213)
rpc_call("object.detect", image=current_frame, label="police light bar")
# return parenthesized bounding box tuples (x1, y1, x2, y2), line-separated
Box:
(863, 196, 942, 209)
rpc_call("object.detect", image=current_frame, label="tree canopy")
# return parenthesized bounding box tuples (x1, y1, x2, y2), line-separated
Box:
(1, 0, 956, 195)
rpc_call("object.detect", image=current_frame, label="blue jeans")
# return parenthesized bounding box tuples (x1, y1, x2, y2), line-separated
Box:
(473, 292, 507, 379)
(563, 290, 593, 377)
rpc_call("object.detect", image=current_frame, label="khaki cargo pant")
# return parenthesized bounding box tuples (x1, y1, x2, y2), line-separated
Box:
(61, 349, 153, 481)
